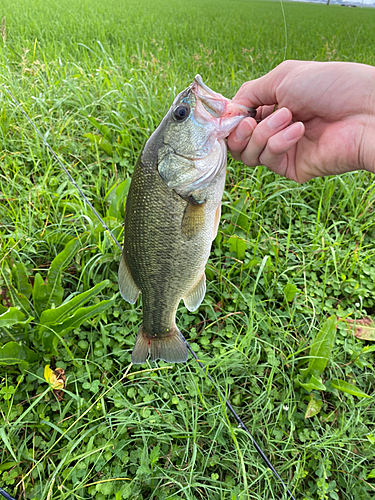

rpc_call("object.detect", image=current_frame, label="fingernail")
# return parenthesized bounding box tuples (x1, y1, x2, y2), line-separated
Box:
(267, 108, 290, 130)
(283, 122, 304, 141)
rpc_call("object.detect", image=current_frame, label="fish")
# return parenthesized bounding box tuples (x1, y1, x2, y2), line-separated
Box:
(118, 75, 255, 364)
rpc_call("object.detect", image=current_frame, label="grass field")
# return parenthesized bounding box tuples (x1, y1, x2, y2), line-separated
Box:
(1, 0, 375, 499)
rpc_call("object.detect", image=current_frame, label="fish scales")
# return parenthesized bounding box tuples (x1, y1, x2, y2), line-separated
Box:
(126, 159, 217, 319)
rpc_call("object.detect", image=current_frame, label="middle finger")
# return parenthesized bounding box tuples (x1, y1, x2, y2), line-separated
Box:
(241, 107, 293, 166)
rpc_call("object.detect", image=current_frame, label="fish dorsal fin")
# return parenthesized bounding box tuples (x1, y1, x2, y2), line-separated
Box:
(181, 198, 205, 239)
(118, 254, 140, 304)
(183, 272, 206, 311)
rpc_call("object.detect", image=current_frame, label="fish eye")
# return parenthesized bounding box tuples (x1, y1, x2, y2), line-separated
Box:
(173, 103, 190, 122)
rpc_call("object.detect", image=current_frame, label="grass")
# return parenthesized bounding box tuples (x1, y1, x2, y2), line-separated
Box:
(1, 0, 375, 499)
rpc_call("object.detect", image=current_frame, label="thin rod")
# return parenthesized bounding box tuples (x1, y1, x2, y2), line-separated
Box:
(186, 344, 296, 500)
(0, 488, 16, 500)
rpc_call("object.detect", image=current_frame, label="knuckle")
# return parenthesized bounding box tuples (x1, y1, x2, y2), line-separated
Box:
(279, 59, 296, 71)
(267, 136, 282, 156)
(240, 147, 258, 167)
(237, 81, 251, 95)
(228, 136, 245, 152)
(250, 127, 266, 148)
(258, 150, 269, 167)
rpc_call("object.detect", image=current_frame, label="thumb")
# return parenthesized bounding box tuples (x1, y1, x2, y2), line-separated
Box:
(232, 61, 296, 109)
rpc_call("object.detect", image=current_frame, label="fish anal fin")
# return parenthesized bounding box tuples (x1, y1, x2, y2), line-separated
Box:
(131, 325, 188, 364)
(181, 200, 205, 239)
(183, 272, 206, 312)
(118, 254, 140, 304)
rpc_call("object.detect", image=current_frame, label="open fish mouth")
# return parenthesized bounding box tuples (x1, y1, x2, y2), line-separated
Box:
(192, 74, 255, 120)
(159, 75, 256, 198)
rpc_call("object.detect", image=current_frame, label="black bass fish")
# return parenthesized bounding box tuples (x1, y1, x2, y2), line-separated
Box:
(119, 75, 254, 364)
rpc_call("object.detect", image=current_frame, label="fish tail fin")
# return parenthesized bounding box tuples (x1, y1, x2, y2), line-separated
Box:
(131, 325, 188, 364)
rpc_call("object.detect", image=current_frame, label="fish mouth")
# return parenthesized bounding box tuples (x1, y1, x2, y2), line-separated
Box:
(193, 74, 255, 119)
(191, 75, 255, 138)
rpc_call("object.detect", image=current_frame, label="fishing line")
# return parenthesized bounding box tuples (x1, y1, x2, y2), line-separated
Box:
(1, 85, 296, 500)
(280, 0, 289, 61)
(187, 344, 296, 500)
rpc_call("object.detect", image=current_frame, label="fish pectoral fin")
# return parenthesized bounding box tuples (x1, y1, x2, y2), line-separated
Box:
(118, 254, 140, 304)
(181, 200, 205, 239)
(131, 325, 188, 364)
(183, 272, 206, 311)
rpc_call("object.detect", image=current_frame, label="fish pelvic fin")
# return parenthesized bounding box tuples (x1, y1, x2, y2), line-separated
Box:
(183, 272, 206, 311)
(131, 325, 188, 364)
(118, 253, 140, 304)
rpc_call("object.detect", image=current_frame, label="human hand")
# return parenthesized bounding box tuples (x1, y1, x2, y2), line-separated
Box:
(228, 60, 375, 183)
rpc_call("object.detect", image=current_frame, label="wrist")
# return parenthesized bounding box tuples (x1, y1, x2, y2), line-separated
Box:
(361, 118, 375, 174)
(362, 68, 375, 174)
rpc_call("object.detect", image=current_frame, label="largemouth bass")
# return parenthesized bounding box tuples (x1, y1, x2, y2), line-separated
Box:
(119, 75, 254, 364)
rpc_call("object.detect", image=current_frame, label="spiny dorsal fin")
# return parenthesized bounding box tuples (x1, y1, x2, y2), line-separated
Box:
(183, 272, 206, 312)
(118, 253, 140, 304)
